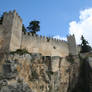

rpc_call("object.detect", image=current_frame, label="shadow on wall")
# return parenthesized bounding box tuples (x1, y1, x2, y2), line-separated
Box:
(71, 58, 90, 92)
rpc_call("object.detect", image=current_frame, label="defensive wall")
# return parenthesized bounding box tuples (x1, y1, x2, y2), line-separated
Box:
(0, 10, 77, 57)
(0, 25, 5, 51)
(0, 10, 22, 52)
(21, 32, 69, 57)
(3, 10, 22, 51)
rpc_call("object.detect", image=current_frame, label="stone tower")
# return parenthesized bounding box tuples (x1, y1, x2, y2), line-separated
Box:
(2, 10, 22, 51)
(67, 35, 78, 55)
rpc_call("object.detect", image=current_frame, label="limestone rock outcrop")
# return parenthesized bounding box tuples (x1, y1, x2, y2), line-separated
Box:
(0, 52, 81, 92)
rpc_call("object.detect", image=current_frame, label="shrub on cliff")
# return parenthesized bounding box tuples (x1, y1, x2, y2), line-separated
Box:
(80, 35, 92, 53)
(22, 24, 26, 34)
(10, 49, 30, 55)
(0, 14, 4, 24)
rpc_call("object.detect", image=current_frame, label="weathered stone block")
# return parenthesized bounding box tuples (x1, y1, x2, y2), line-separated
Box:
(51, 56, 60, 72)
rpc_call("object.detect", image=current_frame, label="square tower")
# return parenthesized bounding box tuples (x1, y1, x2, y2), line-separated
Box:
(2, 10, 22, 52)
(67, 35, 78, 55)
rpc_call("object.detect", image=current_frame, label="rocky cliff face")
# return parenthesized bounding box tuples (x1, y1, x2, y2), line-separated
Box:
(0, 52, 81, 92)
(71, 53, 92, 92)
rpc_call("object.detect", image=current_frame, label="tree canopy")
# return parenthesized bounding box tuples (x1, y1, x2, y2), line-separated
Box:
(27, 20, 40, 35)
(0, 14, 4, 24)
(22, 24, 26, 34)
(80, 35, 92, 53)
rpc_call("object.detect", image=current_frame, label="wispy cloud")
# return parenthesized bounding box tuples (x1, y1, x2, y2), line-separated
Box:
(53, 8, 92, 46)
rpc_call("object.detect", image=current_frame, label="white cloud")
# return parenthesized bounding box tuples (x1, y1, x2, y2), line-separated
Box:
(53, 35, 67, 41)
(69, 8, 92, 46)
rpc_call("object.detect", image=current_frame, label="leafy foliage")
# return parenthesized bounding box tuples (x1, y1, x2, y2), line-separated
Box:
(0, 14, 4, 24)
(80, 35, 92, 53)
(22, 24, 26, 34)
(27, 20, 40, 35)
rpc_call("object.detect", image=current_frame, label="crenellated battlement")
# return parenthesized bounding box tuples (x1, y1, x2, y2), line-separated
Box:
(3, 10, 22, 23)
(13, 10, 22, 22)
(22, 32, 67, 44)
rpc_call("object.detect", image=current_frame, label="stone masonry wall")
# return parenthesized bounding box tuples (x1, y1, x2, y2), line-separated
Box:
(21, 33, 69, 57)
(0, 24, 11, 52)
(0, 25, 5, 52)
(67, 35, 78, 55)
(0, 10, 22, 52)
(0, 10, 77, 57)
(9, 11, 22, 51)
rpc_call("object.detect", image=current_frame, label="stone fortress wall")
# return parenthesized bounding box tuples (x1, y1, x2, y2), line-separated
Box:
(0, 10, 77, 57)
(0, 25, 5, 51)
(3, 10, 22, 51)
(21, 32, 69, 57)
(67, 35, 78, 55)
(0, 10, 22, 52)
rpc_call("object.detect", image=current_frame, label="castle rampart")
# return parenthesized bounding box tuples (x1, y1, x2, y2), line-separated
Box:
(21, 32, 69, 57)
(0, 25, 5, 52)
(0, 10, 78, 57)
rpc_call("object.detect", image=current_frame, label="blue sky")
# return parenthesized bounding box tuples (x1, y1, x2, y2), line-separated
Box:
(0, 0, 92, 40)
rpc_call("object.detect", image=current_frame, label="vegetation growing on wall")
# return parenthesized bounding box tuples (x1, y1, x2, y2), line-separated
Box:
(47, 37, 50, 42)
(10, 49, 30, 55)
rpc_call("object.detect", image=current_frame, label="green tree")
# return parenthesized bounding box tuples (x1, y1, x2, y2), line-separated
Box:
(27, 20, 40, 35)
(0, 14, 4, 24)
(22, 24, 26, 34)
(80, 35, 92, 53)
